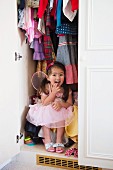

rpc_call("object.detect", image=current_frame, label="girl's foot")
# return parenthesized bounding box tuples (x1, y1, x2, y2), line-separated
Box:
(53, 143, 64, 153)
(45, 142, 55, 152)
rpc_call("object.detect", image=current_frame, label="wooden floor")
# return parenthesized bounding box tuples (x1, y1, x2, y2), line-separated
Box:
(21, 143, 76, 160)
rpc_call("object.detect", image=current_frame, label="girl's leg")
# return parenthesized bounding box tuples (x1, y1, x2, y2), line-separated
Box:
(56, 127, 65, 152)
(42, 126, 55, 152)
(42, 126, 51, 143)
(56, 127, 65, 143)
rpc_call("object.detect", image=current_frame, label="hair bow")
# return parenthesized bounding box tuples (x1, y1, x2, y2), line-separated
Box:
(46, 62, 54, 71)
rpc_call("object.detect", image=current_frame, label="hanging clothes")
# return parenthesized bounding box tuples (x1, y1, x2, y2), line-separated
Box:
(56, 34, 78, 84)
(56, 11, 78, 84)
(63, 0, 77, 22)
(33, 38, 45, 60)
(56, 0, 63, 27)
(43, 4, 55, 66)
(18, 0, 79, 84)
(18, 0, 25, 10)
(33, 21, 45, 61)
(71, 0, 78, 11)
(37, 0, 48, 18)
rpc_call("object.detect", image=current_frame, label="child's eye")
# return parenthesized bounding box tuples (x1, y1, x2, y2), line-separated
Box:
(60, 74, 63, 76)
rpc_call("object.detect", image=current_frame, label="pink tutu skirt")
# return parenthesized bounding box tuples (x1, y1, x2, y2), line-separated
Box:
(26, 102, 74, 128)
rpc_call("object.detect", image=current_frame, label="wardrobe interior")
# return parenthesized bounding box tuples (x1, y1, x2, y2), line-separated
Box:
(17, 0, 78, 159)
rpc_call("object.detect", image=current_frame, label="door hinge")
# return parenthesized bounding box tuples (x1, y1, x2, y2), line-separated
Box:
(16, 133, 23, 143)
(15, 52, 22, 61)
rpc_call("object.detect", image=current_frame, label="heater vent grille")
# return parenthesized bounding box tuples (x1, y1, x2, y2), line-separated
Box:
(36, 154, 102, 170)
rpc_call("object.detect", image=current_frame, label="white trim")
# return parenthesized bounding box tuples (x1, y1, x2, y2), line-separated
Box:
(0, 159, 12, 169)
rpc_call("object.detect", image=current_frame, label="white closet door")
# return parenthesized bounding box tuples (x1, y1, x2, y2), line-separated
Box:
(0, 0, 20, 166)
(78, 0, 113, 169)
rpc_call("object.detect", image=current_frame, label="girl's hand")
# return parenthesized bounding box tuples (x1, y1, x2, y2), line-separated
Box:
(50, 83, 60, 94)
(52, 101, 62, 111)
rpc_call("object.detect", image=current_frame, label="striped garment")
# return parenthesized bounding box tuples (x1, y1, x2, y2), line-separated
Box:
(56, 35, 78, 84)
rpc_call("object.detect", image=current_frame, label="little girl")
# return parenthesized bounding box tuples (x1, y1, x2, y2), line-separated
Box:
(26, 61, 74, 153)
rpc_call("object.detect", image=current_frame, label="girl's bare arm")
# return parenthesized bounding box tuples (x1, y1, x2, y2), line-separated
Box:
(52, 89, 73, 110)
(60, 91, 73, 108)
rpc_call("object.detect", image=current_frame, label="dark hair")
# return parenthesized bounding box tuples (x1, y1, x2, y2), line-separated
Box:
(41, 61, 69, 101)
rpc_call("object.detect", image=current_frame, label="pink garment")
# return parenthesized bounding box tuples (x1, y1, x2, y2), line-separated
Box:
(24, 7, 32, 30)
(26, 92, 74, 128)
(34, 20, 42, 39)
(24, 7, 35, 43)
(65, 64, 78, 84)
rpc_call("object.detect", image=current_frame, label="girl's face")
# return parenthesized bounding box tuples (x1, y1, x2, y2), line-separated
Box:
(47, 67, 65, 87)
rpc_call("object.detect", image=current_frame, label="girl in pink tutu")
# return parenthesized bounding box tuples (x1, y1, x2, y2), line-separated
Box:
(26, 61, 74, 153)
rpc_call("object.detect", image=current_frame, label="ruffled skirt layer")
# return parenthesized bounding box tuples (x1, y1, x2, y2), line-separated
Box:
(26, 103, 74, 128)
